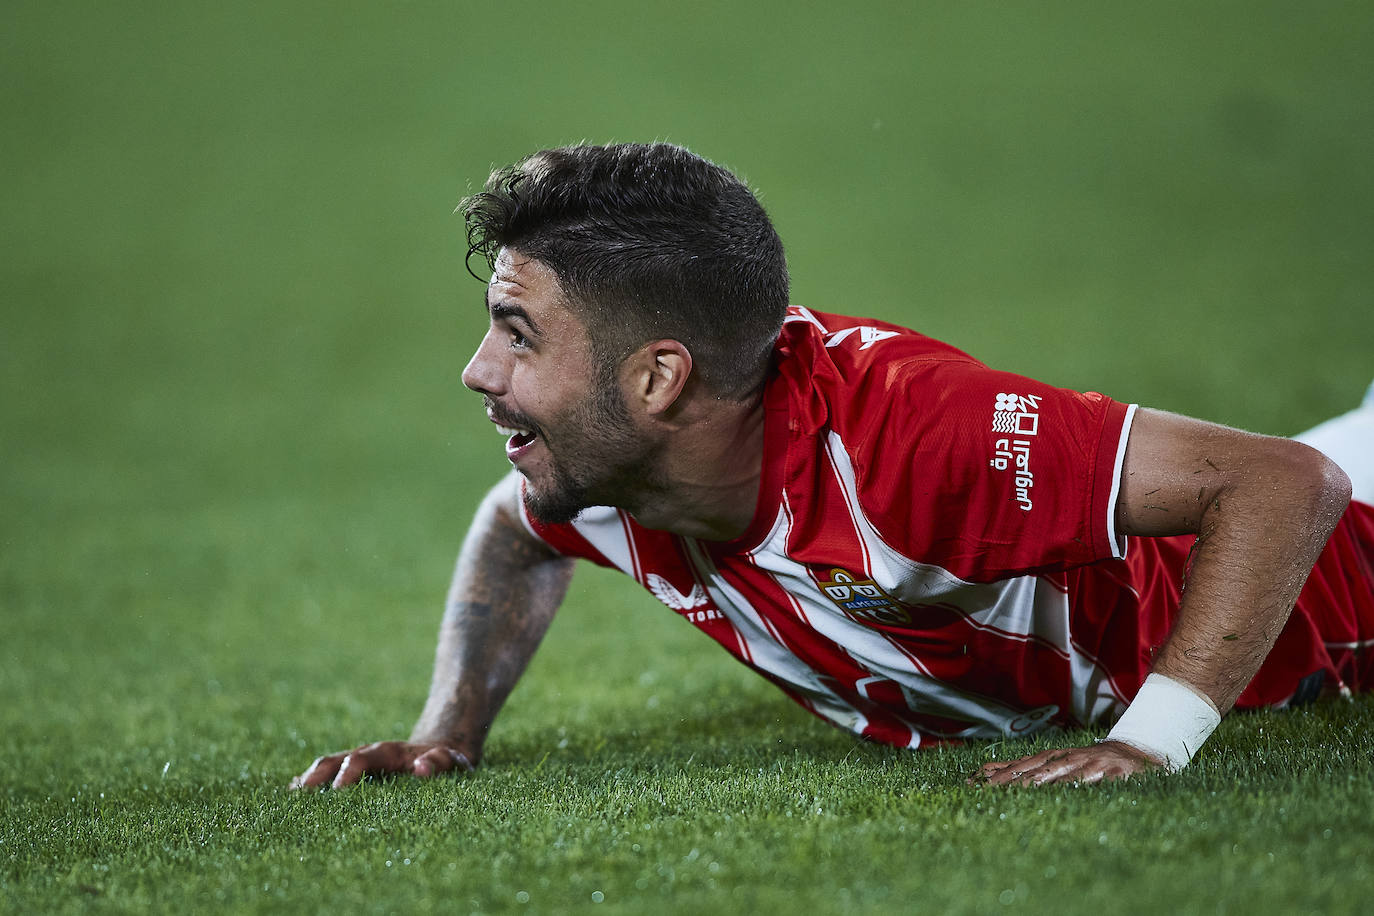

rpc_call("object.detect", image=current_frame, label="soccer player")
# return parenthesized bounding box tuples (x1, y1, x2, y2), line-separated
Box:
(292, 143, 1373, 790)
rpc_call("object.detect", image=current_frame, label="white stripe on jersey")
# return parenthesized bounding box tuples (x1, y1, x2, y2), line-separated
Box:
(747, 503, 1021, 740)
(1068, 637, 1130, 725)
(1107, 404, 1138, 559)
(775, 491, 814, 628)
(680, 537, 872, 737)
(819, 429, 1121, 732)
(560, 429, 1128, 740)
(566, 506, 639, 578)
(618, 510, 644, 582)
(782, 305, 830, 333)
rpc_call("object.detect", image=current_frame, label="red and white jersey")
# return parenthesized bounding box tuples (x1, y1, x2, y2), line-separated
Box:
(521, 307, 1374, 748)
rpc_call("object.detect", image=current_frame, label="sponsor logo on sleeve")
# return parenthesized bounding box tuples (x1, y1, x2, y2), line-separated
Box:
(647, 573, 707, 610)
(989, 392, 1041, 512)
(646, 573, 723, 624)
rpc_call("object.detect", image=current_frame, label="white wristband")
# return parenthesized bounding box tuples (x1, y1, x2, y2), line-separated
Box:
(1105, 673, 1221, 772)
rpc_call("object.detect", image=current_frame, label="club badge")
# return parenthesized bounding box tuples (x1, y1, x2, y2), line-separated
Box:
(817, 568, 914, 626)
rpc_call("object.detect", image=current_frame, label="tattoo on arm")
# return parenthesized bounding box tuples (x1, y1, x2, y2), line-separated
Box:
(410, 476, 575, 761)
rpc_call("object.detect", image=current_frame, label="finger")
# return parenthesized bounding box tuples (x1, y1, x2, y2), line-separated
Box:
(1027, 751, 1101, 786)
(972, 752, 1040, 780)
(1022, 758, 1080, 786)
(983, 764, 1036, 786)
(1073, 758, 1145, 786)
(1055, 747, 1163, 786)
(977, 759, 1016, 777)
(982, 751, 1069, 786)
(1075, 766, 1111, 786)
(972, 759, 1025, 785)
(331, 751, 373, 789)
(1015, 752, 1137, 787)
(967, 760, 1014, 785)
(291, 754, 346, 790)
(412, 746, 472, 779)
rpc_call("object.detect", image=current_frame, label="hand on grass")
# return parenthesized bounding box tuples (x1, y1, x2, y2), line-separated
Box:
(970, 740, 1164, 787)
(289, 741, 473, 790)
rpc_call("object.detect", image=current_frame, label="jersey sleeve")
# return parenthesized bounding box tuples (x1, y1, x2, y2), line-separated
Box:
(841, 353, 1135, 582)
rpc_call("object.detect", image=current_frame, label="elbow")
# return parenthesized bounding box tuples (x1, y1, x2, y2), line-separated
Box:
(1289, 440, 1352, 524)
(1316, 451, 1353, 515)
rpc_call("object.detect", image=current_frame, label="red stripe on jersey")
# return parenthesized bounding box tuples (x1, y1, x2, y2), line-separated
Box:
(821, 437, 872, 572)
(514, 308, 1374, 750)
(773, 492, 813, 628)
(696, 543, 854, 676)
(1289, 500, 1374, 694)
(711, 547, 925, 745)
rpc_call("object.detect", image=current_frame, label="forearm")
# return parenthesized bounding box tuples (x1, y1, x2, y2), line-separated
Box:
(410, 475, 574, 761)
(1150, 442, 1351, 712)
(977, 410, 1353, 786)
(1114, 409, 1355, 718)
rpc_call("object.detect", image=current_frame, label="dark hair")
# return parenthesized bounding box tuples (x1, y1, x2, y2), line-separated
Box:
(460, 143, 789, 398)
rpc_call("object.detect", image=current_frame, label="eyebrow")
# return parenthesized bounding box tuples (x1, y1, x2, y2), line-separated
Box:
(486, 297, 543, 337)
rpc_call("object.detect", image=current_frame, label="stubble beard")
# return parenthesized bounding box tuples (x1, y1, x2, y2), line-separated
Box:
(521, 369, 660, 525)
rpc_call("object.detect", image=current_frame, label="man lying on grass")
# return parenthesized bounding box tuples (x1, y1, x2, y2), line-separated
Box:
(293, 143, 1374, 790)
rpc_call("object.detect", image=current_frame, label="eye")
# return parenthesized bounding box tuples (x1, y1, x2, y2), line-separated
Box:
(509, 330, 532, 350)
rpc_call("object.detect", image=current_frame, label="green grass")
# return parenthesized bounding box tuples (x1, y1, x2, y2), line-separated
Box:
(4, 0, 1373, 912)
(4, 665, 1373, 914)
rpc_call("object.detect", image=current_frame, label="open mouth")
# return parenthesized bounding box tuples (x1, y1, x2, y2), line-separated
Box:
(496, 423, 536, 447)
(492, 418, 540, 463)
(486, 399, 543, 464)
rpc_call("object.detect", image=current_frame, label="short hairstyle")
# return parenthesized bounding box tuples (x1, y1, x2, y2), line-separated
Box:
(460, 143, 789, 398)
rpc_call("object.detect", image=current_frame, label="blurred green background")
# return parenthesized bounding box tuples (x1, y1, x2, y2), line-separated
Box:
(3, 1, 1372, 911)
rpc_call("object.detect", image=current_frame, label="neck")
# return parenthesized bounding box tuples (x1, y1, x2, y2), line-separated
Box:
(617, 390, 768, 541)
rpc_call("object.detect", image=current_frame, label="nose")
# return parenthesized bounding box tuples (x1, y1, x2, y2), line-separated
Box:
(461, 330, 508, 395)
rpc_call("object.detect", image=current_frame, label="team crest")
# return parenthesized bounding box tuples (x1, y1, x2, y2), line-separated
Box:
(817, 568, 914, 626)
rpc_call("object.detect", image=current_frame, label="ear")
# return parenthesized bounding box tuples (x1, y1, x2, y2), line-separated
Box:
(626, 339, 693, 416)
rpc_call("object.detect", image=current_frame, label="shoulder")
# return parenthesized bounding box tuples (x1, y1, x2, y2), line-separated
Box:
(777, 306, 978, 369)
(772, 306, 989, 437)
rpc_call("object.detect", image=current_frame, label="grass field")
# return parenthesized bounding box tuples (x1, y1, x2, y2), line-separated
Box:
(3, 1, 1373, 913)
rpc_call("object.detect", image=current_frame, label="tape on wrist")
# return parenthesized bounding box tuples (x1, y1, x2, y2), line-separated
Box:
(1105, 672, 1221, 772)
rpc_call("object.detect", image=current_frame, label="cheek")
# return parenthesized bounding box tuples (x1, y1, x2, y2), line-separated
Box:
(508, 360, 544, 403)
(513, 364, 582, 420)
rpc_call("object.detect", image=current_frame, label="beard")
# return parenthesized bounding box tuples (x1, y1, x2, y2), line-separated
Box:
(515, 367, 660, 525)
